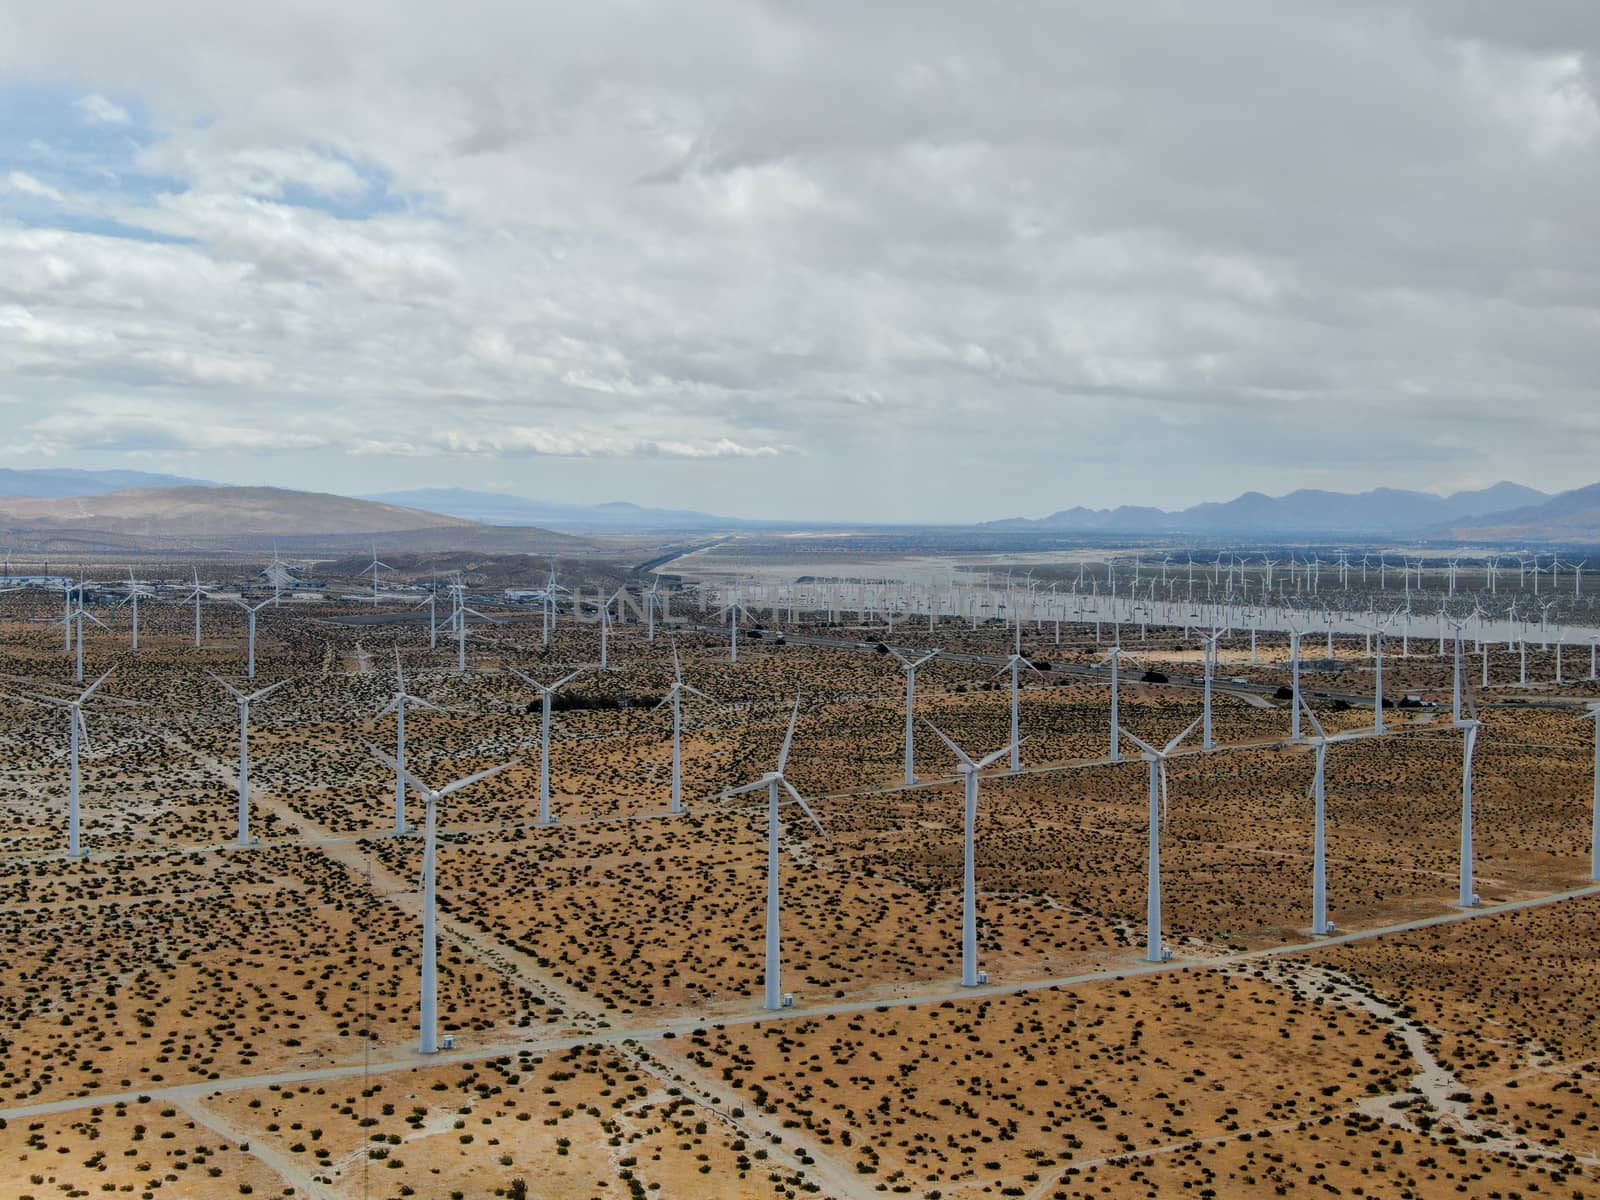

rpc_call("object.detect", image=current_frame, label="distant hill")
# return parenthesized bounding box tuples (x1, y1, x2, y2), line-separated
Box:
(1446, 482, 1600, 542)
(360, 487, 740, 530)
(0, 467, 217, 498)
(984, 482, 1550, 536)
(0, 485, 472, 538)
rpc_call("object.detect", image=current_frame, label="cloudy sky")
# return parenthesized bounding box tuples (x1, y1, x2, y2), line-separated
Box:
(2, 2, 1598, 522)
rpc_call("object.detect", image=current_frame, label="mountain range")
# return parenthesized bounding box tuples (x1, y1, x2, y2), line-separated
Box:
(983, 482, 1552, 536)
(4, 470, 1600, 541)
(358, 488, 740, 530)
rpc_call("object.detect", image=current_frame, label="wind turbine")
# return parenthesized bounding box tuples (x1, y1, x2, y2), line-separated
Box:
(1456, 714, 1482, 908)
(366, 744, 519, 1054)
(362, 546, 391, 607)
(209, 673, 289, 847)
(719, 697, 826, 1010)
(1360, 611, 1398, 734)
(994, 623, 1042, 771)
(1584, 705, 1600, 881)
(923, 720, 1021, 986)
(235, 596, 273, 680)
(508, 667, 587, 826)
(119, 571, 154, 651)
(1120, 717, 1202, 963)
(181, 568, 207, 649)
(377, 648, 441, 834)
(887, 647, 940, 786)
(1200, 626, 1229, 750)
(1299, 697, 1368, 935)
(1099, 645, 1130, 762)
(18, 669, 116, 858)
(62, 583, 109, 684)
(655, 645, 711, 815)
(598, 587, 626, 670)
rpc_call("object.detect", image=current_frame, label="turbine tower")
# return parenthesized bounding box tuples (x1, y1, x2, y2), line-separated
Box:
(509, 667, 587, 826)
(235, 596, 273, 680)
(1120, 718, 1202, 963)
(923, 720, 1021, 987)
(994, 623, 1042, 772)
(655, 645, 711, 815)
(1585, 706, 1600, 881)
(887, 647, 940, 787)
(1456, 716, 1482, 908)
(720, 697, 826, 1010)
(209, 674, 289, 847)
(377, 648, 441, 834)
(362, 545, 391, 607)
(19, 668, 116, 859)
(1298, 697, 1367, 935)
(182, 568, 208, 649)
(366, 745, 519, 1054)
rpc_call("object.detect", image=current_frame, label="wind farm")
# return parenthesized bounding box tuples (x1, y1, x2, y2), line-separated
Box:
(3, 523, 1600, 1200)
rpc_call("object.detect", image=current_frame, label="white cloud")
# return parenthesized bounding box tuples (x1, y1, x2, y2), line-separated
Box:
(0, 2, 1596, 517)
(2, 171, 64, 202)
(72, 93, 130, 125)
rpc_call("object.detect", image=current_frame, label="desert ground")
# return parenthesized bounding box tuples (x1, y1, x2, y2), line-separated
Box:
(2, 574, 1599, 1198)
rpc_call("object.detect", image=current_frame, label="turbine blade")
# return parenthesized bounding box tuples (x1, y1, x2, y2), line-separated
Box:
(1164, 716, 1203, 756)
(247, 679, 290, 703)
(363, 739, 434, 801)
(722, 776, 772, 799)
(1118, 726, 1161, 759)
(920, 718, 974, 767)
(1298, 696, 1327, 741)
(781, 779, 827, 836)
(79, 668, 116, 701)
(207, 671, 246, 702)
(974, 738, 1023, 770)
(776, 696, 802, 773)
(437, 758, 521, 798)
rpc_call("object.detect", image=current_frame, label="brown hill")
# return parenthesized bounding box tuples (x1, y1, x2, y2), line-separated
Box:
(1445, 482, 1600, 543)
(0, 485, 472, 538)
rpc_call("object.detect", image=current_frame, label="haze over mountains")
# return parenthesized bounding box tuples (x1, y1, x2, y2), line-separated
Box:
(985, 483, 1551, 535)
(359, 488, 739, 530)
(4, 470, 1600, 541)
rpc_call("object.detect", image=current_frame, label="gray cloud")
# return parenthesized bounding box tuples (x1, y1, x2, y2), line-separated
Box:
(0, 1, 1597, 519)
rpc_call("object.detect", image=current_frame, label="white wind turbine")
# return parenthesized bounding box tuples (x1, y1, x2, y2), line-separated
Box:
(1583, 705, 1600, 881)
(1200, 626, 1229, 750)
(182, 568, 208, 649)
(413, 588, 439, 652)
(62, 583, 109, 684)
(1119, 717, 1203, 963)
(719, 697, 826, 1010)
(209, 673, 289, 847)
(1456, 713, 1483, 908)
(18, 668, 116, 859)
(119, 571, 154, 651)
(509, 666, 587, 826)
(994, 623, 1042, 771)
(887, 646, 940, 786)
(362, 546, 391, 607)
(923, 720, 1021, 986)
(1099, 645, 1130, 762)
(377, 648, 441, 835)
(598, 587, 626, 670)
(721, 594, 746, 663)
(1298, 697, 1370, 935)
(1286, 623, 1307, 742)
(235, 595, 274, 680)
(655, 645, 712, 816)
(1360, 611, 1398, 735)
(366, 744, 519, 1054)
